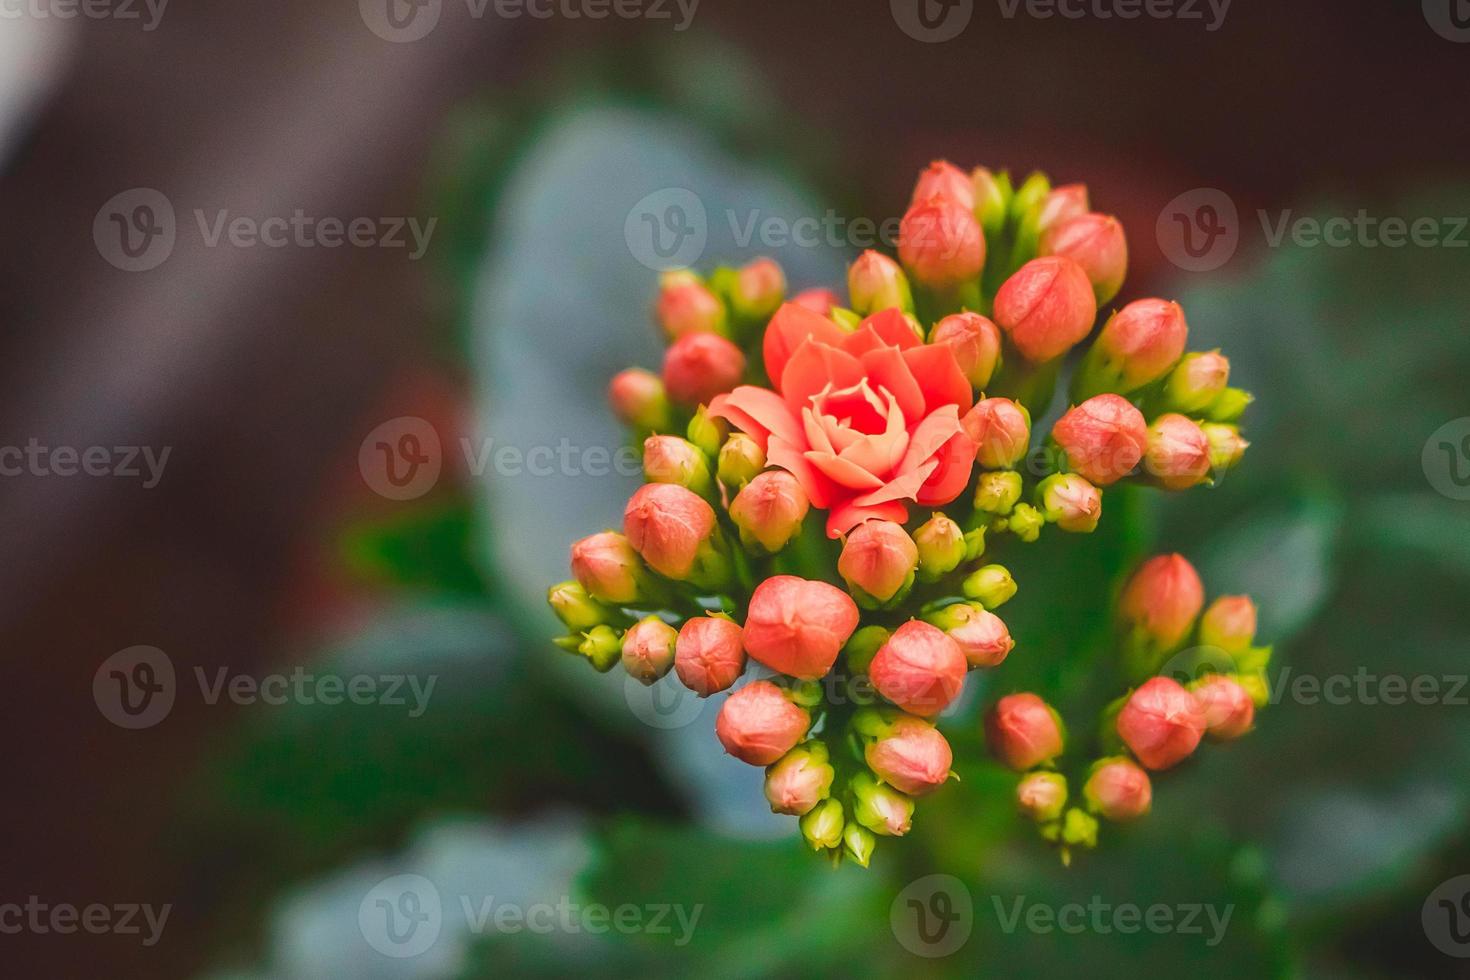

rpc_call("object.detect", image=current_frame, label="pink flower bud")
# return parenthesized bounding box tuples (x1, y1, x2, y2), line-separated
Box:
(1119, 554, 1204, 651)
(731, 257, 786, 321)
(623, 482, 716, 580)
(1036, 183, 1089, 232)
(961, 397, 1032, 469)
(729, 470, 809, 553)
(931, 312, 1002, 388)
(992, 256, 1098, 362)
(569, 531, 646, 604)
(607, 368, 672, 432)
(1117, 676, 1206, 770)
(985, 693, 1065, 771)
(1191, 675, 1255, 740)
(1083, 757, 1152, 821)
(869, 621, 967, 717)
(928, 602, 1014, 668)
(662, 332, 746, 406)
(838, 520, 918, 603)
(1037, 473, 1102, 533)
(642, 435, 711, 495)
(1016, 771, 1068, 822)
(674, 615, 746, 696)
(764, 741, 834, 815)
(899, 197, 986, 290)
(1199, 595, 1257, 653)
(1165, 350, 1230, 414)
(656, 277, 726, 340)
(792, 287, 840, 315)
(1145, 413, 1212, 490)
(847, 250, 914, 315)
(911, 159, 975, 210)
(715, 680, 810, 766)
(1051, 394, 1148, 485)
(621, 616, 677, 685)
(865, 714, 954, 796)
(1076, 299, 1188, 398)
(1041, 213, 1128, 305)
(743, 575, 860, 680)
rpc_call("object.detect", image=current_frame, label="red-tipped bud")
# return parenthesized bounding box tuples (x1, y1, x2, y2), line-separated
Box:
(621, 616, 677, 685)
(931, 311, 1002, 388)
(1199, 595, 1257, 653)
(986, 693, 1065, 770)
(847, 250, 914, 316)
(913, 512, 966, 582)
(961, 397, 1032, 469)
(1164, 351, 1230, 414)
(1120, 554, 1204, 651)
(743, 575, 860, 680)
(674, 615, 746, 696)
(1016, 771, 1069, 822)
(1074, 299, 1188, 399)
(992, 256, 1098, 362)
(911, 159, 975, 210)
(729, 470, 809, 552)
(717, 432, 766, 489)
(656, 276, 727, 340)
(1190, 675, 1256, 740)
(570, 531, 647, 604)
(1037, 473, 1102, 533)
(792, 287, 840, 315)
(1036, 183, 1089, 232)
(715, 679, 810, 766)
(662, 332, 746, 406)
(1145, 413, 1212, 490)
(642, 435, 711, 495)
(927, 601, 1014, 668)
(839, 520, 918, 603)
(1117, 676, 1206, 770)
(962, 563, 1017, 609)
(1041, 213, 1128, 305)
(1202, 422, 1249, 475)
(623, 483, 717, 580)
(607, 368, 672, 432)
(899, 197, 986, 290)
(869, 621, 967, 717)
(764, 741, 834, 815)
(1083, 757, 1152, 821)
(862, 712, 954, 796)
(850, 772, 914, 837)
(731, 257, 786, 322)
(1051, 394, 1148, 486)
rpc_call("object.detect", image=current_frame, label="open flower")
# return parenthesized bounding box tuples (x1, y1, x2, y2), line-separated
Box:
(711, 303, 976, 536)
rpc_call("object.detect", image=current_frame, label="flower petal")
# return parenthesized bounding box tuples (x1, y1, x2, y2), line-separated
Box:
(902, 343, 974, 414)
(852, 458, 938, 506)
(780, 340, 864, 415)
(762, 302, 848, 391)
(859, 344, 926, 423)
(899, 405, 965, 473)
(806, 449, 887, 491)
(709, 385, 804, 451)
(827, 498, 910, 538)
(841, 308, 921, 356)
(768, 434, 835, 509)
(916, 431, 976, 505)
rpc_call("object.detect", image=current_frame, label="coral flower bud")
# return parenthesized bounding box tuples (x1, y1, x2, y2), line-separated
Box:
(1036, 183, 1089, 233)
(717, 432, 766, 489)
(899, 197, 986, 290)
(607, 368, 672, 432)
(851, 772, 914, 836)
(662, 332, 746, 406)
(656, 275, 727, 340)
(961, 397, 1032, 469)
(1051, 394, 1148, 486)
(715, 679, 810, 765)
(570, 531, 648, 604)
(1037, 473, 1102, 533)
(547, 581, 611, 632)
(843, 823, 876, 867)
(1164, 350, 1230, 414)
(1016, 771, 1068, 822)
(623, 482, 718, 581)
(913, 513, 966, 582)
(862, 713, 954, 796)
(621, 616, 677, 685)
(1041, 212, 1128, 305)
(792, 287, 840, 315)
(1117, 676, 1206, 770)
(1199, 595, 1257, 653)
(674, 615, 746, 696)
(839, 520, 919, 603)
(1120, 554, 1204, 652)
(1145, 413, 1212, 490)
(1202, 423, 1249, 475)
(1074, 299, 1189, 399)
(992, 256, 1098, 363)
(975, 470, 1024, 515)
(911, 159, 975, 210)
(800, 798, 846, 850)
(985, 693, 1065, 771)
(642, 435, 711, 495)
(731, 257, 786, 322)
(868, 621, 967, 717)
(931, 311, 1002, 388)
(743, 575, 860, 680)
(1083, 757, 1152, 821)
(847, 250, 914, 316)
(971, 167, 1011, 240)
(729, 470, 809, 553)
(764, 741, 835, 815)
(1190, 675, 1256, 740)
(927, 601, 1014, 668)
(962, 563, 1017, 610)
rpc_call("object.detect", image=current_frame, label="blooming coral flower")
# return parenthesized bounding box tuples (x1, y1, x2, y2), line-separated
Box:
(711, 303, 976, 536)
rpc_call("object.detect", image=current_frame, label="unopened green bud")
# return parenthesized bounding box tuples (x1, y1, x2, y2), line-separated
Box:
(829, 307, 862, 331)
(963, 527, 987, 561)
(971, 167, 1012, 241)
(1016, 772, 1068, 823)
(1162, 351, 1230, 414)
(578, 625, 623, 672)
(1207, 387, 1253, 423)
(687, 407, 727, 458)
(843, 823, 876, 868)
(851, 772, 914, 837)
(547, 581, 611, 632)
(717, 433, 765, 489)
(1201, 423, 1249, 474)
(975, 470, 1024, 516)
(1006, 503, 1044, 542)
(914, 513, 966, 582)
(845, 625, 890, 674)
(963, 564, 1017, 609)
(800, 798, 845, 851)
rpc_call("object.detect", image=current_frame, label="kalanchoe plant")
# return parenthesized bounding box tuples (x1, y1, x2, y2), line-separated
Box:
(548, 159, 1269, 866)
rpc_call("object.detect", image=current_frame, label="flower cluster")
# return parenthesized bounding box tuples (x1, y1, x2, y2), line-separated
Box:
(549, 160, 1262, 866)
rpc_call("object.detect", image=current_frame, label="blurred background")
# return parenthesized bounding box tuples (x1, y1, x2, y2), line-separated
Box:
(2, 1, 1468, 976)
